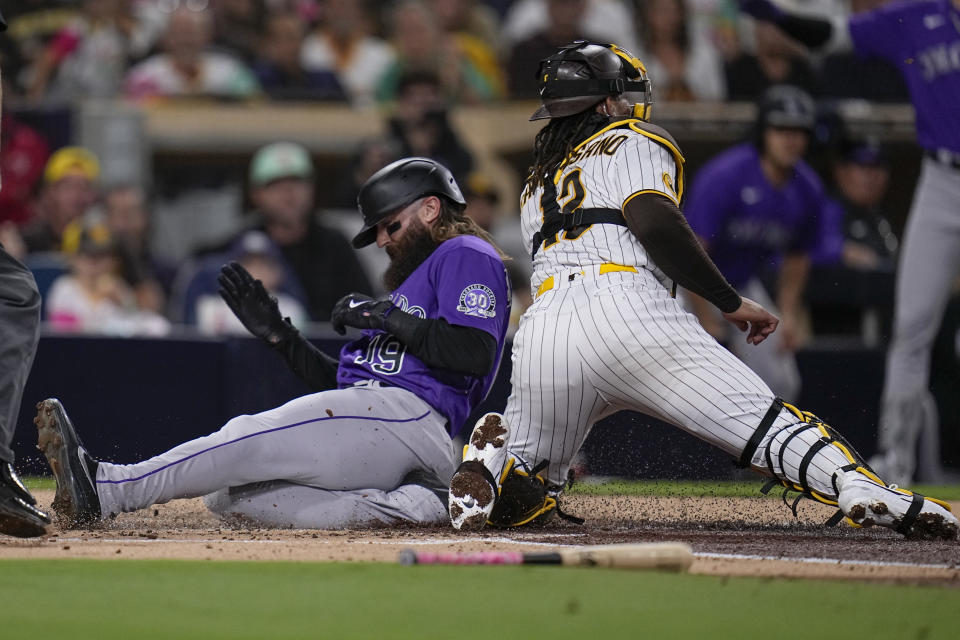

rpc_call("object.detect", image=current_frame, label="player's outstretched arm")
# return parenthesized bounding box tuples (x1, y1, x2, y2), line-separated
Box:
(722, 297, 780, 345)
(737, 0, 835, 49)
(218, 262, 339, 390)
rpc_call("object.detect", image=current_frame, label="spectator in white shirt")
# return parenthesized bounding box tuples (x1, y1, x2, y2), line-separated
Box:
(123, 7, 259, 101)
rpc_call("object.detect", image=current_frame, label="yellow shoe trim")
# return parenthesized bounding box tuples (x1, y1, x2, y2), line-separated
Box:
(491, 497, 558, 528)
(850, 468, 953, 513)
(926, 496, 953, 512)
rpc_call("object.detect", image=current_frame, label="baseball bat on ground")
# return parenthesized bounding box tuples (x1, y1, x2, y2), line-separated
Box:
(398, 542, 693, 571)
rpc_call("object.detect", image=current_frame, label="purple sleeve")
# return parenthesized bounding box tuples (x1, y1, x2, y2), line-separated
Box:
(809, 198, 845, 265)
(684, 159, 735, 242)
(433, 247, 510, 339)
(848, 3, 909, 63)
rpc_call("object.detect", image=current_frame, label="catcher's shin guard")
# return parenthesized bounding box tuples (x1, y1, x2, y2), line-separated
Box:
(739, 399, 957, 537)
(739, 398, 876, 519)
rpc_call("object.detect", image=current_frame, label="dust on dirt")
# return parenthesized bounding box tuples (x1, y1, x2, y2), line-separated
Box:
(2, 490, 957, 585)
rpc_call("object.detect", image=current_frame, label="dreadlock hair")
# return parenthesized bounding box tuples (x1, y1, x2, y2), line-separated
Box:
(431, 196, 510, 261)
(527, 110, 611, 191)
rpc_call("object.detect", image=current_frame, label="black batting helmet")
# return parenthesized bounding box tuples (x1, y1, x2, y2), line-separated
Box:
(353, 157, 465, 248)
(756, 85, 816, 132)
(530, 41, 653, 121)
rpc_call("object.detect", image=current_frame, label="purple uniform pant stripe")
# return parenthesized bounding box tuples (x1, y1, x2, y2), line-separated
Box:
(96, 410, 433, 485)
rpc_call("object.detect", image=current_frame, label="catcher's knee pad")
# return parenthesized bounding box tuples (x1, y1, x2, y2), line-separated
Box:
(739, 398, 880, 518)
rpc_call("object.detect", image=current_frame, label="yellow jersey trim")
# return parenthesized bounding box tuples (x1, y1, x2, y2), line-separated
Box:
(552, 118, 651, 183)
(623, 188, 678, 208)
(627, 121, 686, 202)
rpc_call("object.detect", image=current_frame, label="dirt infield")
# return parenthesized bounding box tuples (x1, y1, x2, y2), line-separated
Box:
(2, 490, 958, 584)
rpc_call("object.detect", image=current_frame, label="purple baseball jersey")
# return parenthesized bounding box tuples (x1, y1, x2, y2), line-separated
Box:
(337, 235, 510, 437)
(809, 197, 847, 265)
(848, 0, 960, 154)
(684, 143, 826, 287)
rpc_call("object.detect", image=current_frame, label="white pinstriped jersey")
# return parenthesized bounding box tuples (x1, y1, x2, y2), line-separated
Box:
(520, 118, 685, 294)
(504, 116, 783, 489)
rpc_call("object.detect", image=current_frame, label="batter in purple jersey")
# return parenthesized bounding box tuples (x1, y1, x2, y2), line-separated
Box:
(740, 0, 960, 484)
(685, 86, 829, 401)
(34, 158, 511, 530)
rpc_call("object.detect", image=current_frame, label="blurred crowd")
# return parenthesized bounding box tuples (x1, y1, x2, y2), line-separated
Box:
(0, 0, 909, 108)
(0, 0, 916, 340)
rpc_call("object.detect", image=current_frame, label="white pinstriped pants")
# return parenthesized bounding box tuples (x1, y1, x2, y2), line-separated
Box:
(504, 267, 782, 488)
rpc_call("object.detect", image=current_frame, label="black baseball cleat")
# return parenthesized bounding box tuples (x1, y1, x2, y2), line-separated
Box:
(35, 399, 101, 528)
(0, 462, 51, 537)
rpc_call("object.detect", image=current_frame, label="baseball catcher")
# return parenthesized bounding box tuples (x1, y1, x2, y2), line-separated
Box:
(447, 41, 958, 540)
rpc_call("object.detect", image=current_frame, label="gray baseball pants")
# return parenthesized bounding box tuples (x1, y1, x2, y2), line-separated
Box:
(0, 245, 41, 464)
(96, 385, 456, 528)
(877, 157, 960, 482)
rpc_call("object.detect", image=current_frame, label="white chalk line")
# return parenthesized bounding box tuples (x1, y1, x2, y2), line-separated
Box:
(47, 536, 960, 570)
(696, 551, 958, 571)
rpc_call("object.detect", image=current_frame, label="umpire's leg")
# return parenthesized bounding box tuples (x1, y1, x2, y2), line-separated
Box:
(0, 244, 48, 537)
(0, 245, 41, 463)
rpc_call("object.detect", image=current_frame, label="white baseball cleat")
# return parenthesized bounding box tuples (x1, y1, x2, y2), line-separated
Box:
(449, 413, 510, 531)
(836, 470, 958, 540)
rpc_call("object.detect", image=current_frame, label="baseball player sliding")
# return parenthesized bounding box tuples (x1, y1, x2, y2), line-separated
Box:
(37, 158, 511, 530)
(448, 41, 958, 540)
(739, 0, 960, 487)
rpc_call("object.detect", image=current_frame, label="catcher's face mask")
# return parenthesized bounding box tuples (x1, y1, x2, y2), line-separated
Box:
(530, 41, 654, 122)
(609, 44, 654, 121)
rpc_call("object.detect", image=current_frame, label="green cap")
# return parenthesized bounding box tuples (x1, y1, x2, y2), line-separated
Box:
(249, 142, 313, 187)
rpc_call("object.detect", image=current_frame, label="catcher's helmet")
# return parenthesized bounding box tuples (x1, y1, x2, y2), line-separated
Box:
(756, 85, 816, 131)
(530, 41, 653, 122)
(353, 157, 465, 248)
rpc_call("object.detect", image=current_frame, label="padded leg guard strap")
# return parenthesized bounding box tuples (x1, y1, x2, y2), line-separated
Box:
(747, 400, 881, 524)
(737, 398, 784, 468)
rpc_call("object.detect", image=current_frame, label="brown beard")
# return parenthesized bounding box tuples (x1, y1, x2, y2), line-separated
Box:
(382, 218, 440, 290)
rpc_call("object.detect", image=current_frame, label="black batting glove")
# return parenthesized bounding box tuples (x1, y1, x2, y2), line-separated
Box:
(330, 292, 395, 335)
(218, 261, 297, 345)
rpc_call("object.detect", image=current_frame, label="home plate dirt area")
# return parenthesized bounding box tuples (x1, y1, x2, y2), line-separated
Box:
(3, 491, 958, 584)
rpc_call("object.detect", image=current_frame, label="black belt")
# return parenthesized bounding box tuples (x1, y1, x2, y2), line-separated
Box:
(926, 149, 960, 170)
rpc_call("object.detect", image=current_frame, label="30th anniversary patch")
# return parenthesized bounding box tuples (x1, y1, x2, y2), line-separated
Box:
(457, 284, 496, 318)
